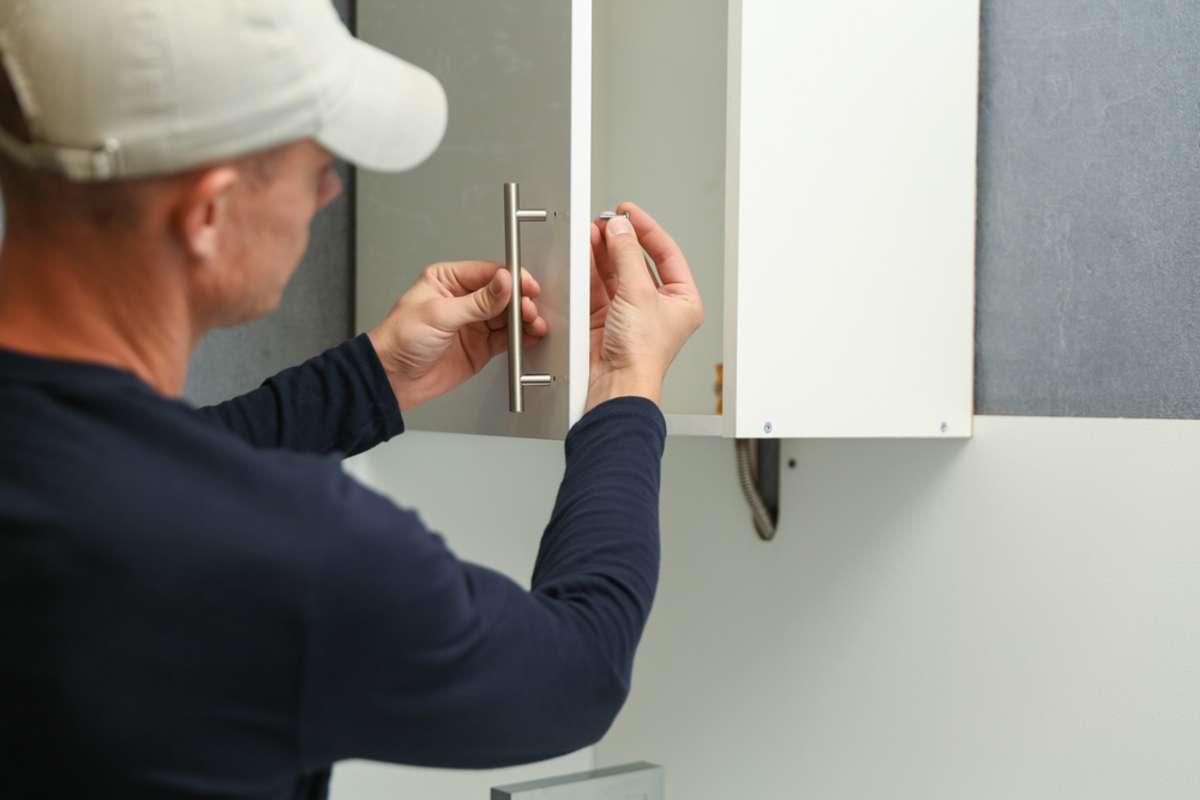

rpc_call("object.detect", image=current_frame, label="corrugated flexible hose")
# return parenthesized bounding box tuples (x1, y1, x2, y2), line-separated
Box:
(735, 439, 777, 541)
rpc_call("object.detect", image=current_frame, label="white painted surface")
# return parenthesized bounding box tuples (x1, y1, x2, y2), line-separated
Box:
(328, 416, 1200, 798)
(331, 431, 592, 799)
(567, 0, 593, 429)
(596, 415, 1200, 798)
(727, 0, 979, 438)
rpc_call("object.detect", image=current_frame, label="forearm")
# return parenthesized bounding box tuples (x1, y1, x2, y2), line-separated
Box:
(531, 396, 666, 679)
(303, 417, 666, 767)
(196, 334, 403, 456)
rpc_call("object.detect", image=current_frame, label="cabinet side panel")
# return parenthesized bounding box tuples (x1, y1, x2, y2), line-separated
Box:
(356, 0, 579, 439)
(721, 0, 743, 438)
(732, 0, 979, 438)
(593, 0, 728, 418)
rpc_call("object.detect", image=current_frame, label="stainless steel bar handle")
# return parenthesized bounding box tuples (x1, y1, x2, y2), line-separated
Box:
(503, 182, 551, 413)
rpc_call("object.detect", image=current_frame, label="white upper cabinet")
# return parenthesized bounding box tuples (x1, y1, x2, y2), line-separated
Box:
(356, 0, 979, 440)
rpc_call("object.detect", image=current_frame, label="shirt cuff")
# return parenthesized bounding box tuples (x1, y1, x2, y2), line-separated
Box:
(566, 396, 667, 452)
(348, 333, 406, 440)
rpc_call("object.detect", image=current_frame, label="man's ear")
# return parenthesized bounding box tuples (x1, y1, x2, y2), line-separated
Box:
(173, 165, 240, 261)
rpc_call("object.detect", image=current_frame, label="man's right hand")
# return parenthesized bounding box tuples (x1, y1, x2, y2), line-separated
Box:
(586, 202, 704, 412)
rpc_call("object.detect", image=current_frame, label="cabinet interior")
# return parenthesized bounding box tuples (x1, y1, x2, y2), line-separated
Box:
(592, 0, 729, 424)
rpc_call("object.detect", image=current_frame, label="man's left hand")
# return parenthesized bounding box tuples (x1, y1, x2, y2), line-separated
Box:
(368, 261, 549, 412)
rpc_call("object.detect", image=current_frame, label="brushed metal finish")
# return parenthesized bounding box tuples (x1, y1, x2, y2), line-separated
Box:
(504, 182, 552, 413)
(356, 0, 581, 440)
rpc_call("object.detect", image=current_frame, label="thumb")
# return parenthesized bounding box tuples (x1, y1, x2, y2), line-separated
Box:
(440, 268, 512, 328)
(604, 214, 654, 293)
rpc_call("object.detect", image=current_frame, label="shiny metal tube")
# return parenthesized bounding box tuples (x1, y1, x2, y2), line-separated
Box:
(502, 182, 549, 413)
(503, 183, 523, 412)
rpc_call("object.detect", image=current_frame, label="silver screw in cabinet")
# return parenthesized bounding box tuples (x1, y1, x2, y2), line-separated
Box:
(763, 422, 774, 434)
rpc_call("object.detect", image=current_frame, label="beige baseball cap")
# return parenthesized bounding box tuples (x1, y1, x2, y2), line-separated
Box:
(0, 0, 448, 181)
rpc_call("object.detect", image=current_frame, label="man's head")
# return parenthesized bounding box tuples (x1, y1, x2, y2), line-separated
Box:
(0, 72, 343, 326)
(0, 0, 446, 328)
(157, 139, 345, 328)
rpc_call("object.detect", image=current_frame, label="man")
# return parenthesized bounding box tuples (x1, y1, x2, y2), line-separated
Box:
(0, 1, 703, 798)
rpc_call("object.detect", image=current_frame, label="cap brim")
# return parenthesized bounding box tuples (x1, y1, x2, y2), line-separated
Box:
(317, 38, 447, 173)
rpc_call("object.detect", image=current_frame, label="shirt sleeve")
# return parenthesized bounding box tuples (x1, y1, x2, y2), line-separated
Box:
(298, 397, 665, 769)
(195, 335, 404, 457)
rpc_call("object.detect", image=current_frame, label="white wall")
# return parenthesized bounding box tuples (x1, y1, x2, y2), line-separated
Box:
(598, 416, 1200, 798)
(333, 415, 1200, 799)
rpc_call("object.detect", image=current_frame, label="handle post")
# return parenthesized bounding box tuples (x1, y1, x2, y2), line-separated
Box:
(503, 182, 550, 413)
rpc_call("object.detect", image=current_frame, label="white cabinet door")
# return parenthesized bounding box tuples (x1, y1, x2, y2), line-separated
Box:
(356, 0, 591, 439)
(724, 0, 979, 439)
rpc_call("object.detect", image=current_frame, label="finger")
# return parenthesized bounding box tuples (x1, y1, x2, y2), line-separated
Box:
(488, 317, 548, 335)
(525, 315, 549, 337)
(616, 201, 697, 290)
(592, 222, 619, 302)
(592, 219, 612, 276)
(487, 328, 545, 359)
(521, 296, 539, 324)
(439, 267, 511, 329)
(431, 260, 504, 294)
(518, 267, 542, 299)
(484, 297, 543, 331)
(590, 260, 609, 315)
(603, 212, 656, 294)
(429, 261, 541, 301)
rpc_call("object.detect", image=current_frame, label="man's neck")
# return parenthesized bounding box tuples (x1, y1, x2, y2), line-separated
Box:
(0, 232, 196, 396)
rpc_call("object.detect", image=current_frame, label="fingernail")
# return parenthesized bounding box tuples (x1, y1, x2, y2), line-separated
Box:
(607, 215, 633, 237)
(489, 275, 504, 296)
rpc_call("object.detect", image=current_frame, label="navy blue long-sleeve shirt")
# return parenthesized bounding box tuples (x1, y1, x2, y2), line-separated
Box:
(0, 335, 665, 799)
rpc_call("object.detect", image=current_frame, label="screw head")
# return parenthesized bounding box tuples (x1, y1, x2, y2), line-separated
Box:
(763, 422, 774, 434)
(939, 422, 949, 434)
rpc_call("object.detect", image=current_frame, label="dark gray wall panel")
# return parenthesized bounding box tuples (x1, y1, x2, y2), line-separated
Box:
(976, 0, 1200, 418)
(185, 0, 356, 406)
